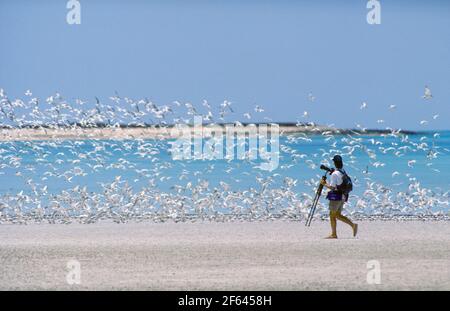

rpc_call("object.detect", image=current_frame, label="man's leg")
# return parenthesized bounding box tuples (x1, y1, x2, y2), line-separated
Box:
(326, 210, 338, 238)
(336, 210, 358, 237)
(335, 211, 353, 227)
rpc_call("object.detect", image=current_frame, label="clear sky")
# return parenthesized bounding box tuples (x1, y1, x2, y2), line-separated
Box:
(0, 0, 449, 130)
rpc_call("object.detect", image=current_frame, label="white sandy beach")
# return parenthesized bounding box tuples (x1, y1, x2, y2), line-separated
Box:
(0, 220, 449, 290)
(0, 125, 342, 141)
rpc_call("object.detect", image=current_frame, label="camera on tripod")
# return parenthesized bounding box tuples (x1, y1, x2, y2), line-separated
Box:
(320, 164, 335, 174)
(306, 164, 334, 226)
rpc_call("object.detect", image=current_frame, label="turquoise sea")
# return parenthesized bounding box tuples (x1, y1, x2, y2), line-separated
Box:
(0, 130, 448, 223)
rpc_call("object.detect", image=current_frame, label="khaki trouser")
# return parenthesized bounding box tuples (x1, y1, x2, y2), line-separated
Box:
(328, 200, 344, 213)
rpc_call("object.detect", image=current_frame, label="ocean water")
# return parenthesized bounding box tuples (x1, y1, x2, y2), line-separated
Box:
(0, 130, 449, 223)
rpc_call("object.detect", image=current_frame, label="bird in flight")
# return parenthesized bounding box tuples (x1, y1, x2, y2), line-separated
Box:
(422, 86, 433, 100)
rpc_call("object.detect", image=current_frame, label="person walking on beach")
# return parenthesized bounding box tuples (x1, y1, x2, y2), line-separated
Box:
(320, 155, 358, 239)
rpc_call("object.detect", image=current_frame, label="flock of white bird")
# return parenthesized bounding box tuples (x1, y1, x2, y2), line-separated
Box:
(0, 87, 448, 224)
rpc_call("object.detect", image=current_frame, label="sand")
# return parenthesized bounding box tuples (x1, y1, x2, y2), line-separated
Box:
(0, 220, 449, 290)
(0, 125, 344, 141)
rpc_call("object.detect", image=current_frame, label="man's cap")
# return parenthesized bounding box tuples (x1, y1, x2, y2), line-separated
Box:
(332, 155, 343, 163)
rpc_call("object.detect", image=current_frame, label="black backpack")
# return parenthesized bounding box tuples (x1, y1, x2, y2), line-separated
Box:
(336, 169, 353, 195)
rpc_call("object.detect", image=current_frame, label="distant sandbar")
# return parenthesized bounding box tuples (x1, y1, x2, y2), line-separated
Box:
(0, 123, 417, 141)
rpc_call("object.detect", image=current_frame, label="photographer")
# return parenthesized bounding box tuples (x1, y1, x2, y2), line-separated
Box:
(320, 155, 358, 239)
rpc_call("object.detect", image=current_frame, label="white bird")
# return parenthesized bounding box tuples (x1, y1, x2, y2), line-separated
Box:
(392, 171, 400, 177)
(388, 104, 396, 110)
(407, 160, 416, 168)
(360, 102, 368, 109)
(422, 86, 432, 99)
(254, 105, 264, 113)
(2, 88, 447, 225)
(202, 100, 210, 109)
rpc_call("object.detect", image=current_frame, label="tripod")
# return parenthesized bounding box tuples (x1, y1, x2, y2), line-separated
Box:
(305, 172, 328, 226)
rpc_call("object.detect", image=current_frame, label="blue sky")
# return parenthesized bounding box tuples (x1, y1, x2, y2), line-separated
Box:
(0, 0, 449, 130)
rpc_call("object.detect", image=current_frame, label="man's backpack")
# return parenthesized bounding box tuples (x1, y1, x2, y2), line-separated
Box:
(337, 169, 353, 197)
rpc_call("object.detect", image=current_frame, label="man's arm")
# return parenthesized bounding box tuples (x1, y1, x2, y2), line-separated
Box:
(320, 179, 335, 190)
(321, 173, 337, 190)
